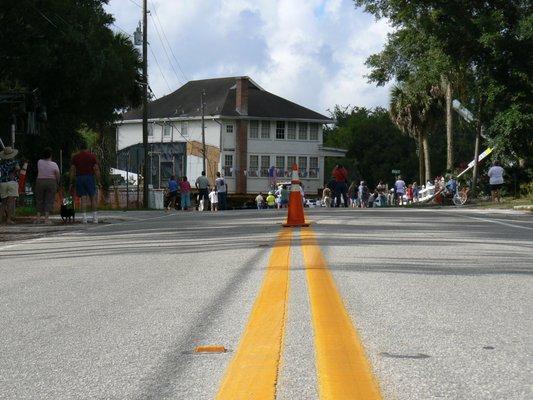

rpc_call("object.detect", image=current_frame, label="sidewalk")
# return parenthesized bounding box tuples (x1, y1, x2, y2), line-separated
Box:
(0, 210, 158, 244)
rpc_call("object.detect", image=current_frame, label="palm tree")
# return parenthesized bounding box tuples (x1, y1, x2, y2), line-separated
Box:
(389, 84, 425, 184)
(390, 83, 442, 183)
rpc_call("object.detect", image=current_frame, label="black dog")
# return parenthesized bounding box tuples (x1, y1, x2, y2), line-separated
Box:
(60, 204, 75, 223)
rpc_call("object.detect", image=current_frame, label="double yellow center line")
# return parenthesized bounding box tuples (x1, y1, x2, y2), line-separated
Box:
(216, 228, 381, 400)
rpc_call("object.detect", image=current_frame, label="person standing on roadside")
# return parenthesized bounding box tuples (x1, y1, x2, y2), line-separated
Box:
(394, 175, 406, 206)
(180, 176, 191, 210)
(208, 187, 218, 211)
(487, 160, 505, 203)
(279, 184, 289, 209)
(35, 147, 60, 224)
(412, 182, 419, 203)
(266, 191, 276, 209)
(166, 175, 179, 211)
(69, 142, 100, 224)
(332, 164, 348, 207)
(358, 180, 369, 208)
(195, 171, 209, 211)
(255, 192, 264, 210)
(215, 171, 227, 210)
(0, 146, 21, 224)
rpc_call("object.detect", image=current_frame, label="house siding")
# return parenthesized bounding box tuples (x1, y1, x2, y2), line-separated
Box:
(117, 118, 327, 195)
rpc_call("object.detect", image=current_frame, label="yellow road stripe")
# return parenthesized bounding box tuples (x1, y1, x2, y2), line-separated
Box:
(301, 227, 382, 400)
(216, 229, 292, 400)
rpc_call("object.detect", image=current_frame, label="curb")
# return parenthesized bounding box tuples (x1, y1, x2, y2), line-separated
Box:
(513, 205, 533, 211)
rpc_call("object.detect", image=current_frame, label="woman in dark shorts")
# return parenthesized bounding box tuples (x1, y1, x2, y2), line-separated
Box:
(487, 161, 504, 203)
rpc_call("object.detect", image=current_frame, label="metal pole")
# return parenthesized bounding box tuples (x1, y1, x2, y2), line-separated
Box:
(142, 0, 149, 208)
(126, 152, 130, 209)
(472, 124, 482, 198)
(201, 90, 206, 173)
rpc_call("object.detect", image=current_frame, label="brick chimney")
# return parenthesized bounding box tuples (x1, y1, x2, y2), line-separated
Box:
(236, 77, 249, 115)
(235, 77, 249, 193)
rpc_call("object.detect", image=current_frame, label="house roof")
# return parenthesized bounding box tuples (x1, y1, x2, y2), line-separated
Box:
(121, 76, 332, 122)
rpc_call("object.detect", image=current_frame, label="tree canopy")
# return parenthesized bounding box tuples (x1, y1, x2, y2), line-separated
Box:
(324, 106, 420, 188)
(0, 0, 142, 171)
(355, 0, 533, 164)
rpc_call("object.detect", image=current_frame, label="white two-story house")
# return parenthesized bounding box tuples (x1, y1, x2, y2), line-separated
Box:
(116, 76, 345, 194)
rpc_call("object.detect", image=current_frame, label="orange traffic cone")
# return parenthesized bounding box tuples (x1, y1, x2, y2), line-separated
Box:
(282, 164, 310, 227)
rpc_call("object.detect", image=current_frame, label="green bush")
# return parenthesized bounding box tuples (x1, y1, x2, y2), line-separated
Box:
(15, 205, 36, 216)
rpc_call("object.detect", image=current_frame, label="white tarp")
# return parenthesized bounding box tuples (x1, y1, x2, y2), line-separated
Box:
(110, 168, 139, 185)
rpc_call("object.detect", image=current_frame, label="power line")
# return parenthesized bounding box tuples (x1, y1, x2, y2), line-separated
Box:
(126, 0, 142, 8)
(149, 1, 189, 83)
(149, 12, 184, 87)
(148, 43, 172, 95)
(111, 22, 133, 37)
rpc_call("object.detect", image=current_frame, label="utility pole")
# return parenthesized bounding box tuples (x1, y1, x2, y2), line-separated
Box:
(471, 123, 483, 198)
(201, 90, 206, 173)
(142, 0, 149, 208)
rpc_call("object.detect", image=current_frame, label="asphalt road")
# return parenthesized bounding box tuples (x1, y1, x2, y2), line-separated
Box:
(0, 208, 531, 399)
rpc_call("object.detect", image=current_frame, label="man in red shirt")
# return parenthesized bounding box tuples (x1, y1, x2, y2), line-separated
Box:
(332, 164, 348, 207)
(69, 142, 101, 223)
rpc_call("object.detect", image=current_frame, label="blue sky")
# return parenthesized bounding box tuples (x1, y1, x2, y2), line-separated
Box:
(105, 0, 392, 115)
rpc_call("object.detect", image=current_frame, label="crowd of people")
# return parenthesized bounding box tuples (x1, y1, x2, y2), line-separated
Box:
(319, 162, 506, 208)
(0, 143, 508, 224)
(164, 170, 227, 212)
(319, 164, 421, 208)
(0, 142, 101, 224)
(254, 184, 292, 210)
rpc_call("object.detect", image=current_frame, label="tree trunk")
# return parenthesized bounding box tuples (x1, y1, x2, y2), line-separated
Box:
(446, 81, 454, 171)
(417, 130, 424, 185)
(422, 132, 431, 183)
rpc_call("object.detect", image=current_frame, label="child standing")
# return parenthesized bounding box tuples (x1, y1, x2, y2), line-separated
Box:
(255, 192, 264, 210)
(208, 187, 218, 211)
(406, 184, 414, 204)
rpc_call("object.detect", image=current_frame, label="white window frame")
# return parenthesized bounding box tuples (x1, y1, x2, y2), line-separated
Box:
(148, 123, 154, 137)
(275, 121, 285, 140)
(287, 121, 297, 140)
(226, 124, 234, 134)
(261, 121, 270, 139)
(287, 156, 296, 171)
(223, 154, 233, 177)
(309, 123, 319, 141)
(275, 156, 285, 178)
(249, 120, 259, 139)
(309, 157, 319, 179)
(260, 155, 270, 177)
(249, 155, 259, 177)
(298, 122, 308, 140)
(181, 121, 188, 137)
(163, 123, 171, 137)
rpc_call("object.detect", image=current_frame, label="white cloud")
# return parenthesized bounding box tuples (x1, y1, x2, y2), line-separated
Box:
(105, 0, 392, 114)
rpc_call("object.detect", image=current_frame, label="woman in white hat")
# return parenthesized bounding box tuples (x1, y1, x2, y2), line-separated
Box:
(0, 146, 21, 224)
